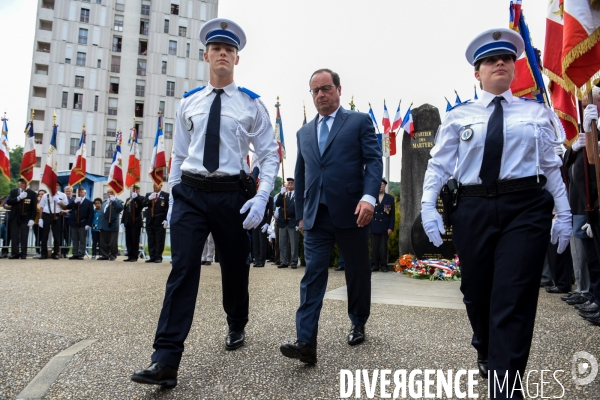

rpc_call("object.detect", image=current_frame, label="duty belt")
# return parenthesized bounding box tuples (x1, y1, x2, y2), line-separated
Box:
(181, 171, 241, 192)
(459, 175, 547, 197)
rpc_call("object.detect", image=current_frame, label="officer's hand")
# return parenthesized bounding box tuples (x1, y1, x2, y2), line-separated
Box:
(109, 195, 116, 201)
(572, 132, 586, 152)
(584, 104, 598, 132)
(421, 203, 445, 247)
(295, 226, 299, 231)
(162, 220, 168, 229)
(148, 192, 157, 200)
(551, 214, 572, 254)
(553, 145, 564, 158)
(85, 225, 90, 231)
(355, 201, 375, 227)
(582, 223, 594, 238)
(167, 208, 172, 225)
(261, 223, 269, 233)
(120, 223, 125, 231)
(240, 190, 269, 230)
(74, 196, 81, 203)
(387, 229, 392, 235)
(18, 191, 28, 200)
(38, 219, 44, 229)
(27, 220, 34, 228)
(132, 192, 138, 198)
(298, 219, 304, 235)
(280, 187, 287, 195)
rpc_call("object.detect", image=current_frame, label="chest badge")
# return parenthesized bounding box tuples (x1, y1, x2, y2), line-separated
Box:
(461, 126, 474, 141)
(186, 117, 193, 131)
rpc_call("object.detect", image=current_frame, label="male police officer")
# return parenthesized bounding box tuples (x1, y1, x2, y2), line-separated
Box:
(142, 183, 169, 263)
(122, 185, 144, 262)
(6, 178, 37, 259)
(131, 18, 279, 387)
(369, 179, 395, 272)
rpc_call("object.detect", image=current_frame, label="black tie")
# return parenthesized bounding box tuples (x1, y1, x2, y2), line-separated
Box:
(480, 96, 504, 187)
(203, 88, 225, 173)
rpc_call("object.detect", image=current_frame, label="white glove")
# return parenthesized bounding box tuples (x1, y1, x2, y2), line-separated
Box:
(27, 220, 34, 228)
(18, 191, 27, 200)
(551, 214, 572, 254)
(74, 196, 81, 203)
(148, 192, 157, 200)
(240, 190, 269, 230)
(421, 203, 445, 247)
(85, 225, 90, 231)
(38, 219, 44, 229)
(553, 145, 564, 157)
(132, 192, 138, 198)
(572, 132, 586, 152)
(280, 187, 287, 195)
(295, 226, 299, 231)
(167, 207, 172, 224)
(582, 223, 593, 238)
(109, 195, 116, 201)
(53, 194, 60, 202)
(162, 220, 168, 228)
(583, 104, 598, 132)
(261, 223, 269, 233)
(120, 223, 125, 231)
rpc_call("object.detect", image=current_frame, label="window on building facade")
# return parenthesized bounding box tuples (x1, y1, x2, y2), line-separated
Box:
(65, 58, 71, 64)
(110, 56, 120, 73)
(76, 52, 86, 66)
(135, 103, 144, 118)
(135, 80, 145, 97)
(199, 48, 204, 59)
(159, 100, 165, 114)
(138, 40, 148, 55)
(109, 77, 119, 94)
(107, 119, 117, 137)
(168, 40, 177, 55)
(97, 59, 101, 68)
(74, 76, 84, 88)
(164, 19, 170, 34)
(136, 122, 144, 138)
(91, 140, 96, 156)
(140, 19, 149, 35)
(74, 93, 83, 109)
(141, 4, 150, 15)
(112, 36, 122, 52)
(164, 123, 173, 139)
(166, 81, 175, 97)
(108, 98, 118, 115)
(186, 43, 190, 58)
(179, 26, 186, 37)
(115, 3, 124, 11)
(96, 0, 101, 4)
(78, 28, 88, 44)
(114, 15, 123, 31)
(62, 92, 68, 108)
(137, 59, 147, 76)
(94, 95, 99, 111)
(80, 8, 90, 23)
(70, 138, 79, 155)
(105, 142, 115, 159)
(104, 163, 111, 175)
(171, 4, 179, 15)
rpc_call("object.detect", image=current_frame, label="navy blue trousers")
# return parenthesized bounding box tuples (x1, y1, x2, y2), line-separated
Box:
(296, 204, 371, 347)
(151, 182, 250, 369)
(452, 188, 554, 399)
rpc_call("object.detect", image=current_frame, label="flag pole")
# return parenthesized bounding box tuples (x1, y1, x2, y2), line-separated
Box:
(276, 96, 286, 219)
(585, 91, 600, 219)
(131, 117, 136, 224)
(53, 110, 57, 219)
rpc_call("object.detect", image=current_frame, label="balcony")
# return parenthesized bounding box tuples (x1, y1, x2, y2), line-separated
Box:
(30, 73, 48, 87)
(37, 41, 51, 53)
(35, 64, 48, 75)
(32, 86, 47, 98)
(39, 20, 52, 31)
(39, 3, 54, 19)
(29, 97, 46, 110)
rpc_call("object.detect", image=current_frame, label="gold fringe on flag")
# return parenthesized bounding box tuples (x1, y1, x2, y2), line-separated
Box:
(561, 27, 600, 99)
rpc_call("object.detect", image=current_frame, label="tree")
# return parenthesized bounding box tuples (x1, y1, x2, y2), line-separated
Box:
(270, 176, 283, 197)
(0, 146, 22, 195)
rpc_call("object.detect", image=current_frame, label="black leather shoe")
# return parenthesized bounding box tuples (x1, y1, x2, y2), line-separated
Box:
(587, 315, 600, 325)
(545, 286, 565, 294)
(253, 263, 264, 268)
(20, 256, 27, 259)
(68, 255, 79, 260)
(575, 301, 593, 310)
(280, 340, 317, 364)
(371, 266, 379, 272)
(40, 255, 48, 259)
(561, 292, 580, 301)
(278, 264, 288, 269)
(381, 266, 388, 272)
(348, 325, 365, 346)
(97, 256, 109, 260)
(580, 309, 600, 318)
(131, 362, 177, 387)
(109, 256, 116, 261)
(145, 259, 155, 263)
(570, 297, 592, 307)
(225, 330, 245, 350)
(335, 266, 345, 271)
(290, 264, 297, 269)
(204, 262, 212, 265)
(540, 281, 553, 288)
(123, 258, 137, 262)
(155, 259, 162, 263)
(8, 255, 19, 259)
(565, 294, 584, 305)
(477, 352, 488, 379)
(51, 254, 60, 259)
(579, 302, 600, 313)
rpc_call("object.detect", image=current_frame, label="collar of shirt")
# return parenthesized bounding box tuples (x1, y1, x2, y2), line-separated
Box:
(478, 88, 514, 108)
(317, 106, 341, 125)
(204, 81, 237, 98)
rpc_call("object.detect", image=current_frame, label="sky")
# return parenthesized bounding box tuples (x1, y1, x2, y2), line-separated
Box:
(0, 0, 550, 183)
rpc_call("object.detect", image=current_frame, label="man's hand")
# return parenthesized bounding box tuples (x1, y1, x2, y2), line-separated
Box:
(298, 219, 304, 235)
(387, 229, 392, 235)
(572, 132, 586, 152)
(280, 187, 287, 195)
(354, 201, 374, 227)
(74, 196, 81, 203)
(27, 220, 34, 228)
(162, 220, 168, 229)
(38, 219, 44, 229)
(148, 192, 157, 200)
(132, 192, 138, 198)
(582, 223, 593, 238)
(421, 203, 445, 247)
(109, 195, 116, 201)
(240, 190, 269, 230)
(18, 191, 27, 200)
(261, 223, 269, 233)
(85, 225, 90, 231)
(551, 213, 572, 254)
(584, 104, 598, 132)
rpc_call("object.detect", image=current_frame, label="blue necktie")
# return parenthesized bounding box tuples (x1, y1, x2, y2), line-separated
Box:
(318, 116, 330, 155)
(203, 88, 225, 173)
(480, 96, 504, 187)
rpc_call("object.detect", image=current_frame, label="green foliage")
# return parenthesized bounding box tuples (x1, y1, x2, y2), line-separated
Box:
(270, 176, 283, 197)
(0, 146, 22, 195)
(388, 181, 400, 197)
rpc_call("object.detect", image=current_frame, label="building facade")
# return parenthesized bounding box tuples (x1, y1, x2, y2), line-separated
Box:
(27, 0, 218, 198)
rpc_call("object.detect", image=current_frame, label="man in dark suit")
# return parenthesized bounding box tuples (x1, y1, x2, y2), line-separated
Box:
(369, 179, 395, 272)
(65, 187, 94, 260)
(280, 68, 382, 364)
(276, 177, 299, 268)
(122, 185, 144, 262)
(5, 178, 38, 259)
(142, 183, 169, 263)
(98, 187, 124, 261)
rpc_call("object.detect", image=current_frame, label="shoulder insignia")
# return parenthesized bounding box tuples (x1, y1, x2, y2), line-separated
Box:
(182, 86, 206, 99)
(519, 96, 544, 104)
(238, 87, 260, 99)
(446, 100, 472, 112)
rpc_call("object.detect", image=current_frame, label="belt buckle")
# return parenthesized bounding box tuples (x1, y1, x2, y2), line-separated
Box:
(485, 183, 498, 198)
(202, 179, 212, 192)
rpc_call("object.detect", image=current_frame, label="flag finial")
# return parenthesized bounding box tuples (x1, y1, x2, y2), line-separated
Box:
(133, 116, 136, 125)
(349, 96, 355, 110)
(53, 110, 56, 125)
(275, 96, 280, 108)
(83, 124, 86, 130)
(30, 109, 35, 121)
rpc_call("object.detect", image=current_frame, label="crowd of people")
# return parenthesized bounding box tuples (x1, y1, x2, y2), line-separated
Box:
(0, 181, 170, 262)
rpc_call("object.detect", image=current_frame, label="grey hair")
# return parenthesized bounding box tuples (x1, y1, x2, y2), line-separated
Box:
(592, 86, 600, 103)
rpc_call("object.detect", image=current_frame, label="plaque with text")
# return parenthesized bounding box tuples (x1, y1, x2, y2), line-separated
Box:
(411, 130, 435, 150)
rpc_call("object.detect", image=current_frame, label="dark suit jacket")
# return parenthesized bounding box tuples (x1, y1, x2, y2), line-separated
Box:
(369, 193, 395, 234)
(261, 196, 274, 227)
(6, 188, 37, 222)
(122, 196, 144, 227)
(295, 107, 383, 230)
(275, 191, 297, 228)
(142, 191, 169, 226)
(66, 198, 95, 227)
(98, 198, 124, 231)
(565, 145, 598, 216)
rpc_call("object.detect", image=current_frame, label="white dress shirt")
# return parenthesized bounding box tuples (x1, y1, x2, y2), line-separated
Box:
(317, 106, 376, 206)
(39, 192, 68, 214)
(170, 81, 279, 195)
(422, 88, 569, 213)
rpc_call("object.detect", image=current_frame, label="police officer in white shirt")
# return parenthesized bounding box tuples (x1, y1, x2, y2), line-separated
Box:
(132, 18, 279, 388)
(421, 28, 571, 398)
(38, 182, 68, 259)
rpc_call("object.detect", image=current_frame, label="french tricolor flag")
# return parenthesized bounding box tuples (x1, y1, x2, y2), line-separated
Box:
(389, 101, 402, 156)
(149, 114, 167, 186)
(401, 107, 414, 138)
(41, 124, 59, 195)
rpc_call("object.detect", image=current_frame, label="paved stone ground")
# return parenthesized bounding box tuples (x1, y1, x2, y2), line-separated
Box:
(0, 258, 598, 399)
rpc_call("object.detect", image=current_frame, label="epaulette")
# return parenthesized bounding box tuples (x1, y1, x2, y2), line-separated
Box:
(238, 87, 260, 99)
(520, 96, 544, 104)
(446, 100, 472, 112)
(183, 86, 206, 99)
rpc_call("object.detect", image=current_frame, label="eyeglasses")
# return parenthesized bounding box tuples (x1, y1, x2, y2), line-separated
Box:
(309, 85, 337, 96)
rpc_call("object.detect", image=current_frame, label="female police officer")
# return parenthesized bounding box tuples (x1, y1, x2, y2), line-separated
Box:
(421, 28, 571, 399)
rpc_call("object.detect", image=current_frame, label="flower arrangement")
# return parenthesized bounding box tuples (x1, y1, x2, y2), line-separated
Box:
(394, 254, 461, 281)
